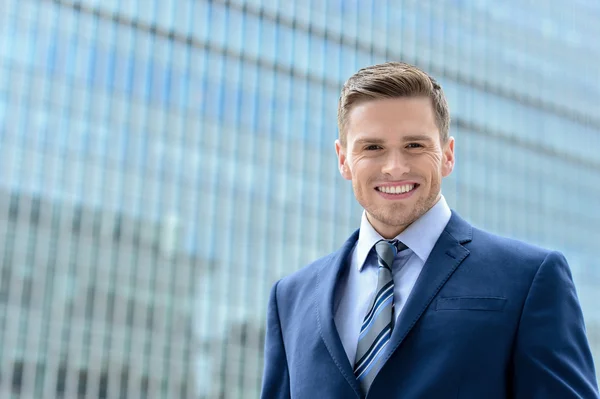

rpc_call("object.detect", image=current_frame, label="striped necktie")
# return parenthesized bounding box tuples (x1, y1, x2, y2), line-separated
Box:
(353, 239, 406, 393)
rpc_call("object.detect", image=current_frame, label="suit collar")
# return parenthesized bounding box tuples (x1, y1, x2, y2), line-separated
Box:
(443, 209, 473, 244)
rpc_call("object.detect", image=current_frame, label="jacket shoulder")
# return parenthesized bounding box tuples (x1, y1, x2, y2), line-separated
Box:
(448, 211, 557, 266)
(469, 226, 559, 267)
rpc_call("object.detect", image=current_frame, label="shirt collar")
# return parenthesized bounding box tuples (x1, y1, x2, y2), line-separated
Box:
(355, 195, 452, 271)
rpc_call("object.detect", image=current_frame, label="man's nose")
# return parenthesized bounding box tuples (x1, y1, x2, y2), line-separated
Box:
(381, 152, 410, 176)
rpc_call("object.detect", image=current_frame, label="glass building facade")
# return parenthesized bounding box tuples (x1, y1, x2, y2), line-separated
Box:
(0, 0, 598, 397)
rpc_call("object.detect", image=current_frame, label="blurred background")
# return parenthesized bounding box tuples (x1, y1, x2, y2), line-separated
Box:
(0, 0, 599, 398)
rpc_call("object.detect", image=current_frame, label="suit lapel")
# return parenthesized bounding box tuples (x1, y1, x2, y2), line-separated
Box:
(315, 229, 363, 398)
(383, 211, 473, 361)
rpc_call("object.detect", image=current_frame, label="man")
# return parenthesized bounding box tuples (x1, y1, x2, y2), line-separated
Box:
(260, 62, 598, 398)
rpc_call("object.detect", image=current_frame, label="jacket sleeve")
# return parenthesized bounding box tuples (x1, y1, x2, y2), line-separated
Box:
(511, 251, 599, 398)
(260, 280, 291, 399)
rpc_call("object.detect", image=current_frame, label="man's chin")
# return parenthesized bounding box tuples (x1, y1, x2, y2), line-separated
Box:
(366, 210, 416, 230)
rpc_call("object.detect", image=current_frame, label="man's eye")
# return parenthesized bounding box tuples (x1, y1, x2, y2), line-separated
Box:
(365, 145, 382, 151)
(407, 143, 423, 148)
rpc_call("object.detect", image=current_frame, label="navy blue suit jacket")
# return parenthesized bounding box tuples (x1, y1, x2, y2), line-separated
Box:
(261, 212, 598, 398)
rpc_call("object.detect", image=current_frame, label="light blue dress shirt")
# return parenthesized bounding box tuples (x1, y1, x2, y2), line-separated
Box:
(333, 196, 452, 364)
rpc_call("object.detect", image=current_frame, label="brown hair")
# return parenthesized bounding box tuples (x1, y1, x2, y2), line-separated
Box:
(337, 62, 450, 146)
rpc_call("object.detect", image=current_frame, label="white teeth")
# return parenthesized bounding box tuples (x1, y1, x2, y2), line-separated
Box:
(378, 184, 415, 194)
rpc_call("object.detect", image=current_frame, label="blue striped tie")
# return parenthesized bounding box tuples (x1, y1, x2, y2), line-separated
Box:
(354, 239, 406, 393)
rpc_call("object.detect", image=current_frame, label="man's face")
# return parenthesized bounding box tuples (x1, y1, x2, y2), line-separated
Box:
(335, 96, 455, 238)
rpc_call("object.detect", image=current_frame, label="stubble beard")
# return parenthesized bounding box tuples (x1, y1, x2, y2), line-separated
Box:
(354, 179, 441, 233)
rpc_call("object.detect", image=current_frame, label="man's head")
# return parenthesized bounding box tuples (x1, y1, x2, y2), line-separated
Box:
(335, 62, 455, 238)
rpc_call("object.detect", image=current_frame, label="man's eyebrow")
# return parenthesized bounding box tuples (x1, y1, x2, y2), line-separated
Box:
(353, 135, 434, 146)
(353, 138, 385, 146)
(403, 134, 435, 142)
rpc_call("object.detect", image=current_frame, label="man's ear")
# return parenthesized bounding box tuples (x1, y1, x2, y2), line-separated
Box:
(441, 136, 455, 177)
(335, 139, 352, 180)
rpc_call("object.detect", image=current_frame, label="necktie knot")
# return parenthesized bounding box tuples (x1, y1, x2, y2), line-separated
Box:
(374, 239, 406, 270)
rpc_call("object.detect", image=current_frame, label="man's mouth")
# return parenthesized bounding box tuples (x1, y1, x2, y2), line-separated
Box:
(376, 183, 418, 194)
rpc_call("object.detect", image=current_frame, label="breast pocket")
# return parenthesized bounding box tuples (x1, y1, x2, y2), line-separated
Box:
(436, 296, 507, 311)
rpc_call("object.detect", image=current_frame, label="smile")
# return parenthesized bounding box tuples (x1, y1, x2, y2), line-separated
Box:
(376, 183, 418, 194)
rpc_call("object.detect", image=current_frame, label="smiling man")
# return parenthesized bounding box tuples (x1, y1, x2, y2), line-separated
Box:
(261, 62, 598, 398)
